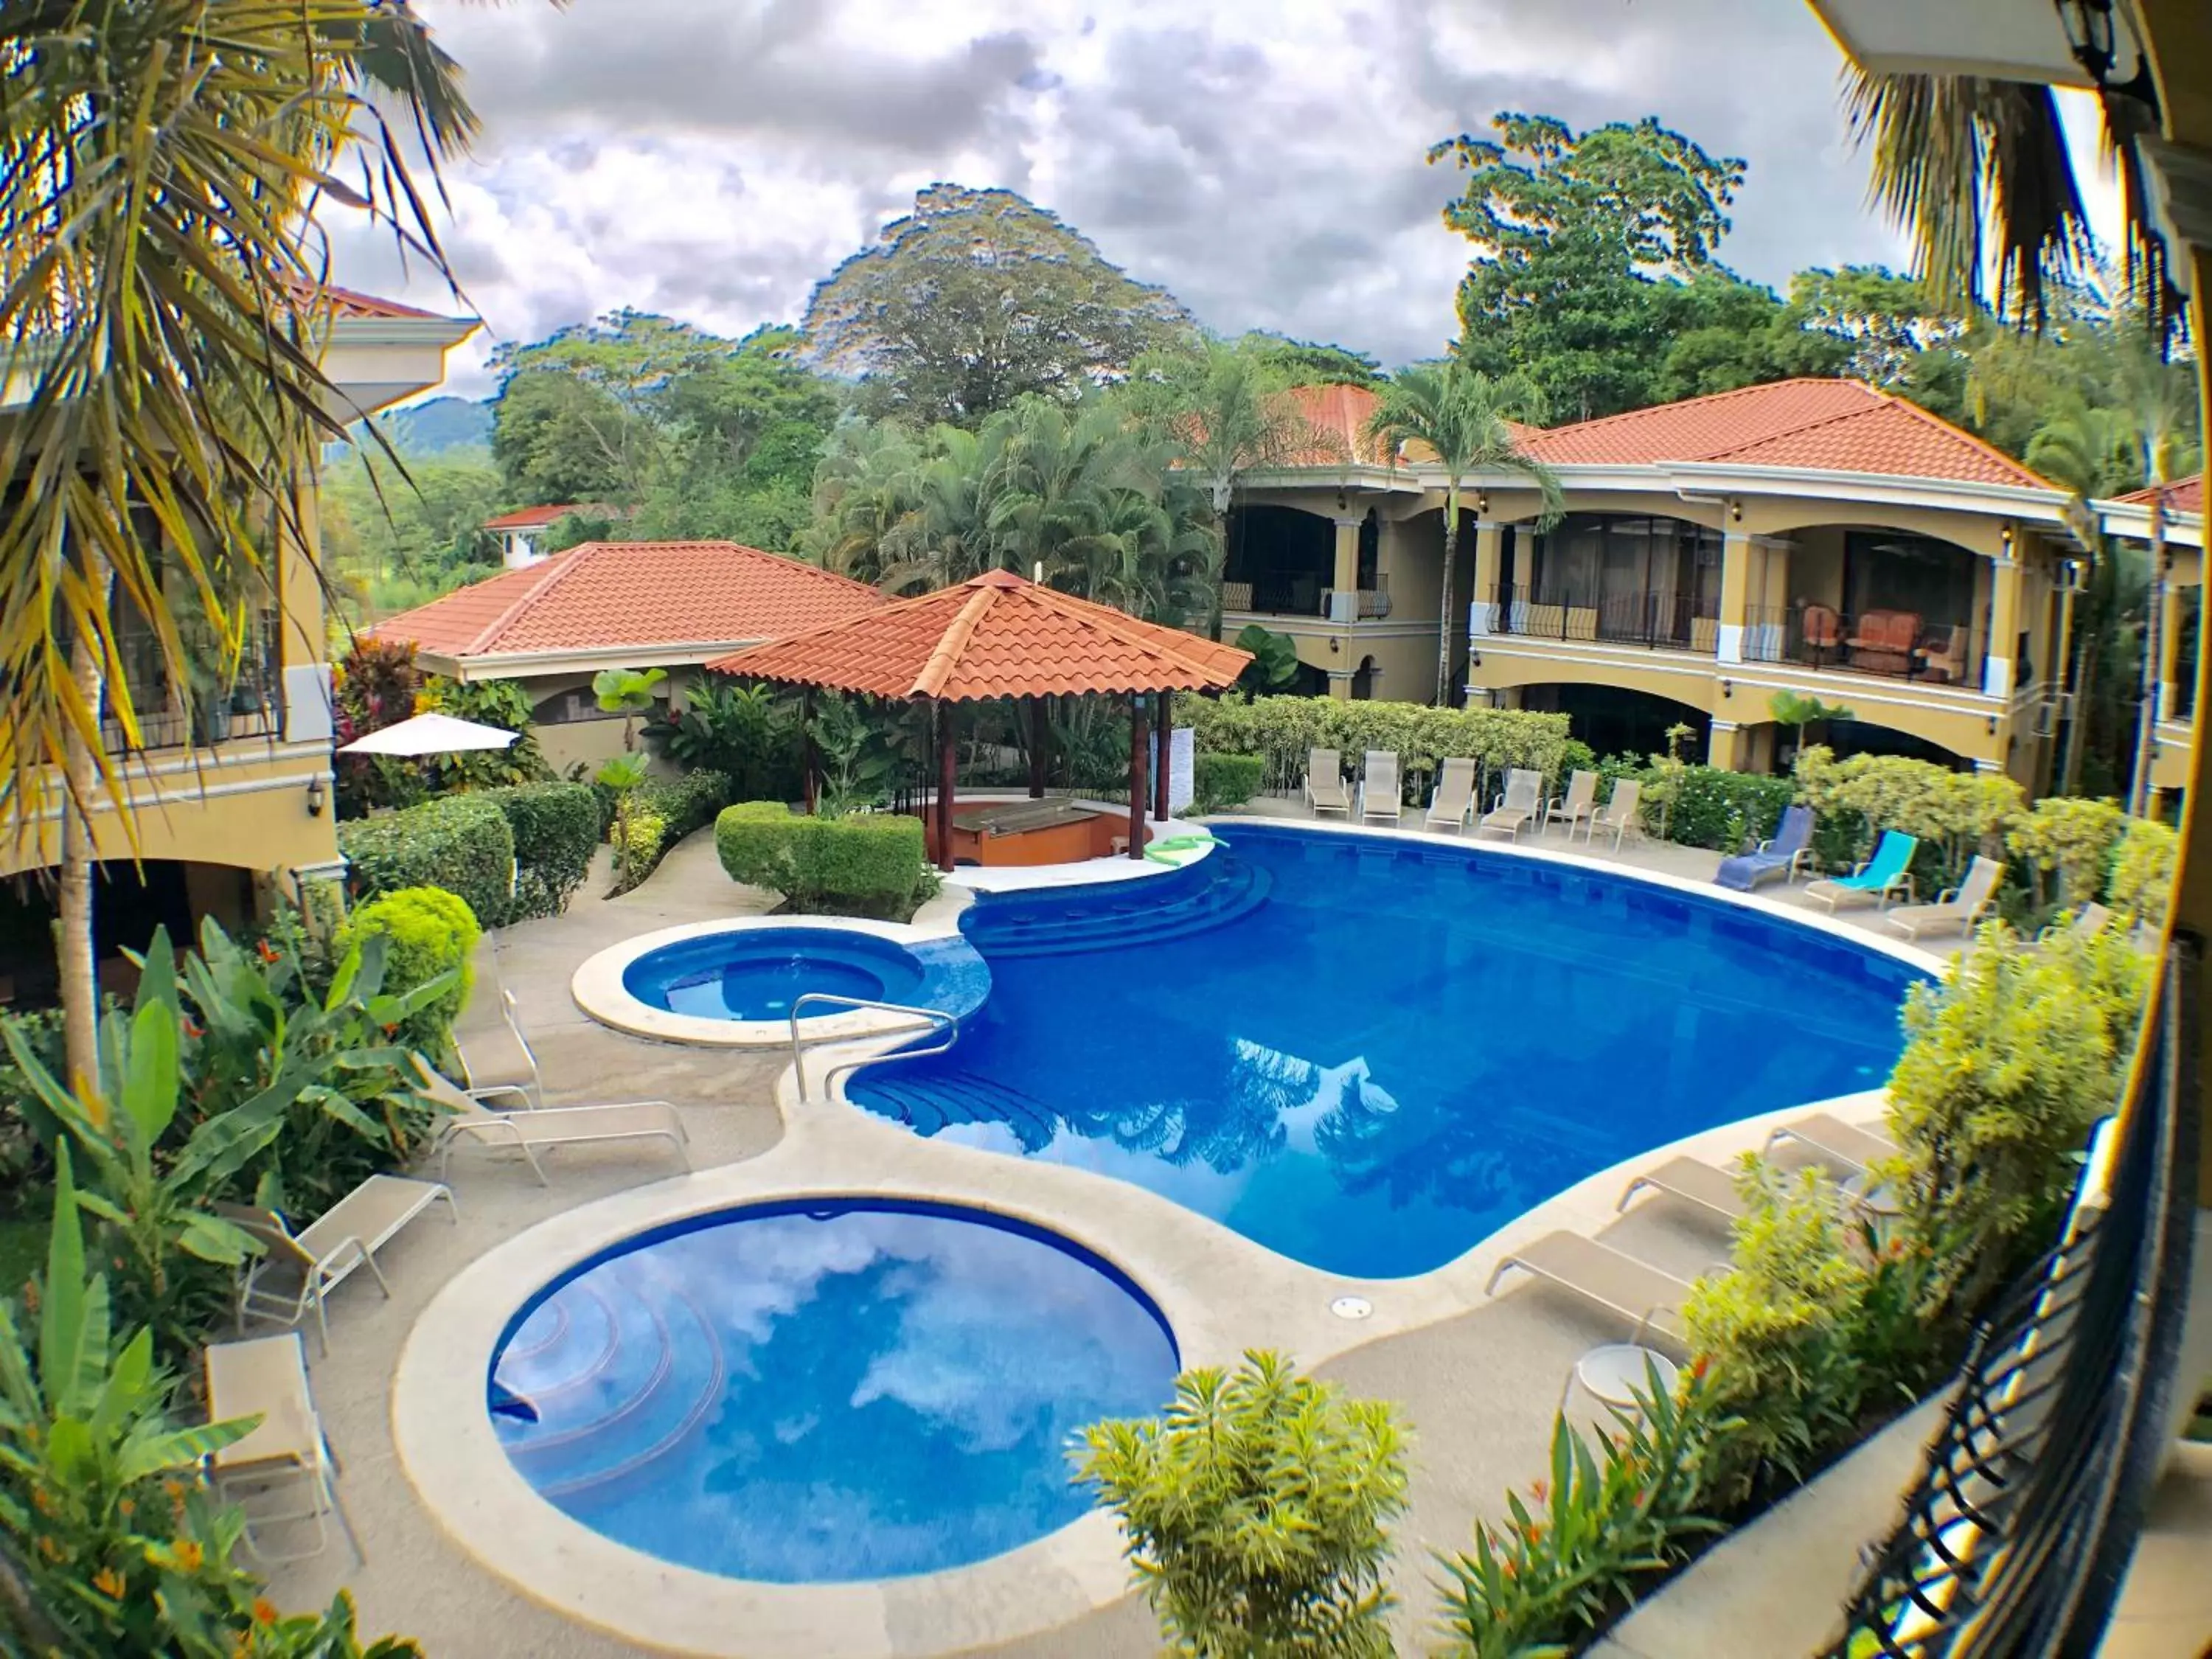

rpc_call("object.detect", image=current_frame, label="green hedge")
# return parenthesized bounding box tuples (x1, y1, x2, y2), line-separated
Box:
(609, 768, 731, 893)
(715, 802, 929, 916)
(338, 794, 514, 927)
(1193, 753, 1264, 813)
(337, 886, 479, 1051)
(1182, 694, 1571, 800)
(1652, 768, 1795, 851)
(484, 782, 600, 919)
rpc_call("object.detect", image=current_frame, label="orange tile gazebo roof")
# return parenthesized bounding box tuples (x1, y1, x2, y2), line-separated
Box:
(706, 569, 1251, 701)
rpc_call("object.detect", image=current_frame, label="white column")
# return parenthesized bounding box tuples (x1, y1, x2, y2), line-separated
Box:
(1717, 529, 1753, 665)
(1982, 554, 2022, 699)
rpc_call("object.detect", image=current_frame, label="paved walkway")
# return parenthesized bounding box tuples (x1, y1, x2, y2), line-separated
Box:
(260, 814, 1959, 1657)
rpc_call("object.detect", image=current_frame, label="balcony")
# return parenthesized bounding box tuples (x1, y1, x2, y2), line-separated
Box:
(1222, 577, 1391, 622)
(1480, 585, 1719, 653)
(99, 617, 283, 756)
(1745, 603, 1986, 687)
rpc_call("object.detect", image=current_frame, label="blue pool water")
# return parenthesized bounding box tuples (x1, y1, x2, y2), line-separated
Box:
(849, 826, 1925, 1279)
(624, 928, 925, 1020)
(488, 1200, 1178, 1582)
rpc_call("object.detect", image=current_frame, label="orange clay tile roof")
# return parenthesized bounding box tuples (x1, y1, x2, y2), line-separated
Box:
(481, 502, 614, 532)
(706, 569, 1251, 701)
(372, 541, 883, 661)
(279, 280, 454, 321)
(2114, 473, 2203, 517)
(1519, 378, 2055, 490)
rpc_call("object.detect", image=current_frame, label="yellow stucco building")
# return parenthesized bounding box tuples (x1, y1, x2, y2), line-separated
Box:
(0, 288, 475, 1000)
(1227, 378, 2087, 790)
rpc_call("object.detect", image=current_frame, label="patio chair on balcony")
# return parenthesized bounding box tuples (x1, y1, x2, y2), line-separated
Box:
(1304, 748, 1352, 818)
(1885, 855, 2005, 940)
(1424, 757, 1478, 833)
(1546, 769, 1599, 838)
(1585, 778, 1643, 851)
(1714, 803, 1815, 891)
(1804, 830, 1918, 912)
(1847, 609, 1922, 676)
(1357, 751, 1402, 825)
(1477, 768, 1543, 841)
(1801, 604, 1843, 667)
(1914, 624, 1971, 684)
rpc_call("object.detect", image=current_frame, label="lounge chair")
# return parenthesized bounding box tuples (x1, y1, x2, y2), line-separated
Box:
(1424, 757, 1478, 833)
(417, 1063, 689, 1184)
(1804, 830, 1918, 912)
(1885, 855, 2005, 940)
(1764, 1112, 1897, 1172)
(1358, 751, 1402, 825)
(454, 990, 542, 1110)
(205, 1333, 359, 1563)
(1484, 1231, 1691, 1347)
(2039, 901, 2113, 943)
(1476, 768, 1543, 841)
(1546, 770, 1599, 838)
(1585, 777, 1643, 850)
(1616, 1155, 1747, 1223)
(1304, 748, 1352, 818)
(213, 1174, 457, 1354)
(1714, 804, 1815, 892)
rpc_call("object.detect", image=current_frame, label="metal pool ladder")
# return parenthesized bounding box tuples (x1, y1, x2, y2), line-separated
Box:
(787, 995, 958, 1103)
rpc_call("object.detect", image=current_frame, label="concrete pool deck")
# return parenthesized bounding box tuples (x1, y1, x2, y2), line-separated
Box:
(263, 817, 1989, 1655)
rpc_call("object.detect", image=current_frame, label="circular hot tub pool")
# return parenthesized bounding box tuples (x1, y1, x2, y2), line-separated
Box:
(487, 1199, 1178, 1582)
(621, 928, 926, 1020)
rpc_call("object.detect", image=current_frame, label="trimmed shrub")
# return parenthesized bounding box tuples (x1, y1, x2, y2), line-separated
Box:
(1182, 693, 1572, 797)
(608, 768, 732, 893)
(485, 781, 600, 919)
(338, 793, 514, 927)
(715, 802, 930, 916)
(2109, 816, 2178, 929)
(337, 886, 481, 1052)
(1193, 752, 1264, 813)
(1652, 767, 1795, 851)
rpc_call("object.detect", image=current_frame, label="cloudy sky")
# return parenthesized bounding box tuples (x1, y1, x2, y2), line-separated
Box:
(335, 0, 2117, 400)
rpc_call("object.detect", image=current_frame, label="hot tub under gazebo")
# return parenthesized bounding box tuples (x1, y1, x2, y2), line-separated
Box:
(707, 570, 1251, 872)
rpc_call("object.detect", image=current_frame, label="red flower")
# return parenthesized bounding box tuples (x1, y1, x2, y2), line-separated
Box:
(256, 940, 280, 964)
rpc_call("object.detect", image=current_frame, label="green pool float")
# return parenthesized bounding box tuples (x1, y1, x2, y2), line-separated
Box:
(1145, 832, 1223, 867)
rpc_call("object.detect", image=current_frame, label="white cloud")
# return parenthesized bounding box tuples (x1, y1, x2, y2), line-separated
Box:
(346, 0, 1915, 398)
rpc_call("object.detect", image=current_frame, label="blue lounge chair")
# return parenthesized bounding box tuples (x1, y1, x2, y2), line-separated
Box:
(1805, 830, 1919, 913)
(1714, 804, 1815, 892)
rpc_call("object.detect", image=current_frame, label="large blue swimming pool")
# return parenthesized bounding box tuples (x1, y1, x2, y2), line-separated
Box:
(488, 1200, 1177, 1582)
(849, 826, 1924, 1279)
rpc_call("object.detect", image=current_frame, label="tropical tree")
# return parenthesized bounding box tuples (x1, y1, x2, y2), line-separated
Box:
(1363, 365, 1562, 703)
(1121, 337, 1329, 638)
(0, 0, 532, 1093)
(801, 184, 1197, 425)
(591, 667, 666, 752)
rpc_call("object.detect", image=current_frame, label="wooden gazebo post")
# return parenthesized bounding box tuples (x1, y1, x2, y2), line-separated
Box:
(936, 700, 956, 874)
(1152, 689, 1173, 823)
(1028, 696, 1048, 799)
(1127, 692, 1149, 860)
(800, 687, 818, 814)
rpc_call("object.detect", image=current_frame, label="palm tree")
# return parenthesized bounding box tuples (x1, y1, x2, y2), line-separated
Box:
(1363, 365, 1562, 705)
(1, 1, 543, 1088)
(1122, 338, 1327, 638)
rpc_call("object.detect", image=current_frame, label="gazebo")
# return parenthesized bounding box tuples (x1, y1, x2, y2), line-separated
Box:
(706, 569, 1251, 872)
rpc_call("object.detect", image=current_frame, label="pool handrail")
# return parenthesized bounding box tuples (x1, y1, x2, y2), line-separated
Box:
(788, 995, 959, 1103)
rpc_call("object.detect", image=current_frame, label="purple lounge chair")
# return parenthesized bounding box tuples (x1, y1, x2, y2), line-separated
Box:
(1715, 804, 1814, 893)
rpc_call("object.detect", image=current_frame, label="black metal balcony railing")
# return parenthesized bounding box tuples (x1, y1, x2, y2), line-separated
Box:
(1481, 585, 1719, 653)
(99, 626, 283, 755)
(1222, 576, 1390, 621)
(1825, 940, 2199, 1659)
(1745, 604, 1988, 687)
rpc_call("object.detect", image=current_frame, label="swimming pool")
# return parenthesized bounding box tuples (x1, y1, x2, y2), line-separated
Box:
(486, 1199, 1178, 1583)
(849, 825, 1925, 1279)
(622, 928, 927, 1021)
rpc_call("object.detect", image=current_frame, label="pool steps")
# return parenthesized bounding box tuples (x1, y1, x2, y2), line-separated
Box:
(961, 856, 1271, 958)
(852, 1068, 1064, 1150)
(493, 1265, 727, 1502)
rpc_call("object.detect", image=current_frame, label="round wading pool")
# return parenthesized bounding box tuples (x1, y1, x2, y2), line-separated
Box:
(486, 1199, 1178, 1582)
(619, 928, 926, 1020)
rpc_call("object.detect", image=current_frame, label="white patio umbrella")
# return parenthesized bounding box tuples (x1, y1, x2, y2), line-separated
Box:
(337, 711, 520, 756)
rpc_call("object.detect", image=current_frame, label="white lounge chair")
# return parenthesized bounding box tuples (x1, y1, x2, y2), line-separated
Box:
(1477, 768, 1543, 841)
(214, 1174, 456, 1354)
(418, 1063, 689, 1184)
(1547, 769, 1599, 838)
(1424, 757, 1478, 833)
(1885, 855, 2005, 941)
(1615, 1155, 1748, 1223)
(1304, 748, 1352, 818)
(1585, 777, 1643, 850)
(454, 989, 543, 1110)
(1358, 751, 1402, 825)
(1485, 1231, 1691, 1348)
(205, 1332, 359, 1563)
(1764, 1112, 1897, 1173)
